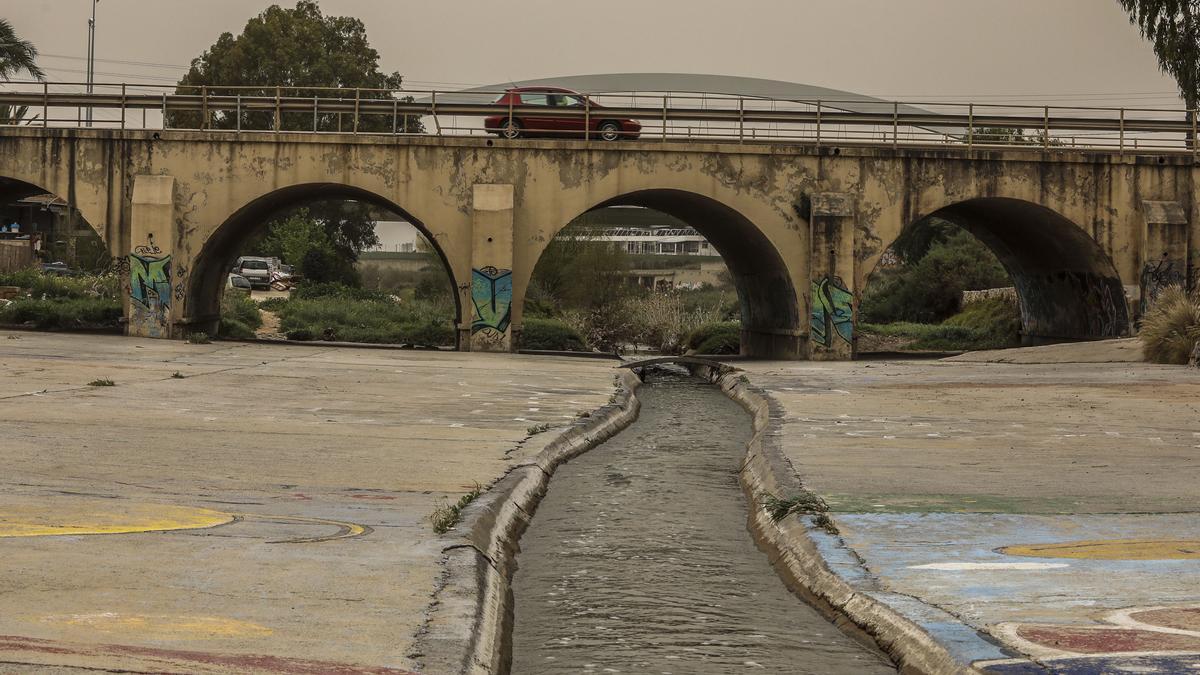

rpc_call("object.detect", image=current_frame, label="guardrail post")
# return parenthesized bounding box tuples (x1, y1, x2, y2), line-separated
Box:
(393, 98, 398, 134)
(967, 103, 974, 149)
(738, 97, 745, 143)
(161, 93, 167, 130)
(431, 91, 442, 136)
(1192, 109, 1198, 160)
(313, 96, 318, 132)
(585, 95, 591, 141)
(120, 83, 127, 129)
(353, 88, 360, 134)
(42, 81, 48, 128)
(662, 95, 668, 142)
(274, 86, 282, 132)
(1043, 106, 1050, 149)
(1119, 107, 1125, 155)
(236, 95, 242, 132)
(201, 85, 208, 130)
(815, 100, 822, 148)
(892, 101, 899, 148)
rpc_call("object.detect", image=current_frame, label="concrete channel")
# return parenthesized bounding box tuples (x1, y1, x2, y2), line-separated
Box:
(419, 357, 965, 674)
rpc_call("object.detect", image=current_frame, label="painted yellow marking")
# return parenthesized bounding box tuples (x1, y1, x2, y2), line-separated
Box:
(0, 502, 233, 538)
(1002, 539, 1200, 560)
(241, 513, 372, 543)
(40, 613, 272, 638)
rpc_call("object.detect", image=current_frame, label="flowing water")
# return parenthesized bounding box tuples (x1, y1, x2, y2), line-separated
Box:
(510, 373, 895, 674)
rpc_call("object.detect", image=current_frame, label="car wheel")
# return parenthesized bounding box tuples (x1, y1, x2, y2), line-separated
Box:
(502, 118, 523, 139)
(598, 121, 622, 142)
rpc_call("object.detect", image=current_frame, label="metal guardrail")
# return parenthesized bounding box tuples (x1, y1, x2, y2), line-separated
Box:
(0, 81, 1195, 156)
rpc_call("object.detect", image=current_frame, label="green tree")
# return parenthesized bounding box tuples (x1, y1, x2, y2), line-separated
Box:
(172, 1, 421, 133)
(529, 230, 633, 312)
(1118, 1, 1200, 140)
(250, 208, 360, 284)
(0, 18, 44, 81)
(862, 230, 1011, 324)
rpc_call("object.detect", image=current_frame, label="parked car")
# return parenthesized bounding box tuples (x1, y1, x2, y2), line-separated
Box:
(226, 273, 252, 294)
(234, 257, 272, 290)
(40, 261, 81, 277)
(484, 87, 641, 141)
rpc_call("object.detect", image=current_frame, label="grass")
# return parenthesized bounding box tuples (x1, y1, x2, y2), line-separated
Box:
(279, 296, 454, 346)
(87, 378, 115, 387)
(429, 483, 485, 534)
(1139, 286, 1200, 364)
(186, 332, 211, 344)
(526, 422, 553, 435)
(171, 371, 185, 379)
(762, 492, 838, 534)
(0, 297, 122, 330)
(520, 318, 587, 351)
(0, 270, 123, 331)
(860, 297, 1021, 352)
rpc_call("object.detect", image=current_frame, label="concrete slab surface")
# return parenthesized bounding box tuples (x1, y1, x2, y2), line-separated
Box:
(741, 342, 1200, 671)
(0, 331, 618, 673)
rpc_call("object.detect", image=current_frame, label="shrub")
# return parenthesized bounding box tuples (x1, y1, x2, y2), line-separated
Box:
(1140, 286, 1200, 364)
(943, 297, 1021, 349)
(0, 297, 122, 330)
(686, 321, 741, 355)
(521, 318, 588, 351)
(220, 289, 262, 330)
(861, 230, 1009, 324)
(0, 269, 121, 301)
(291, 281, 393, 303)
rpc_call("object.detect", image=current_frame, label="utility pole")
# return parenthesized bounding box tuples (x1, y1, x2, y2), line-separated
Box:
(86, 0, 98, 127)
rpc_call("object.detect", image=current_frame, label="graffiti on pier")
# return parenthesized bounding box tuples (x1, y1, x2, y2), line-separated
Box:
(1140, 254, 1186, 314)
(129, 253, 172, 337)
(810, 276, 853, 347)
(471, 266, 513, 345)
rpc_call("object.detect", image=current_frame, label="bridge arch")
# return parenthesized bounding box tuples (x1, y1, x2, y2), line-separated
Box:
(185, 182, 463, 338)
(516, 188, 803, 358)
(865, 197, 1130, 344)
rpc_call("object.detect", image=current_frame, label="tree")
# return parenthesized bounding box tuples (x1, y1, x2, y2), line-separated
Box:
(250, 207, 361, 285)
(172, 1, 421, 133)
(1118, 1, 1200, 142)
(0, 18, 44, 81)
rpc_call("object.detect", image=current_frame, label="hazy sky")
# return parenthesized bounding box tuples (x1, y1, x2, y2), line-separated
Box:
(3, 0, 1185, 107)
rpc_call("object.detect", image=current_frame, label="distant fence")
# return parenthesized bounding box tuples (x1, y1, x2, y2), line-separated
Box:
(962, 287, 1018, 305)
(0, 240, 33, 274)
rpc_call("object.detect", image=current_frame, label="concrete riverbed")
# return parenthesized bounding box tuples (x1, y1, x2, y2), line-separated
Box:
(510, 372, 894, 674)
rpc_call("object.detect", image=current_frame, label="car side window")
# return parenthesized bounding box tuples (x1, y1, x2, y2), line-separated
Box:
(560, 95, 585, 107)
(520, 93, 549, 106)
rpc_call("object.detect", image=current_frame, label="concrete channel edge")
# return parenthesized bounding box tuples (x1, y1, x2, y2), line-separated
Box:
(414, 369, 643, 675)
(691, 365, 979, 675)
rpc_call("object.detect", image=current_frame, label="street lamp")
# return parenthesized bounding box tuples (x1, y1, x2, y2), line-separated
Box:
(85, 0, 99, 127)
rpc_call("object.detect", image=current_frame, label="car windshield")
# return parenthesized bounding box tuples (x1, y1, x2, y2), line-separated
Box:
(242, 261, 268, 270)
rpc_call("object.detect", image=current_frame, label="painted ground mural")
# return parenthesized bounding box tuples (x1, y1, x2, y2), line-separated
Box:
(471, 266, 512, 349)
(810, 275, 854, 348)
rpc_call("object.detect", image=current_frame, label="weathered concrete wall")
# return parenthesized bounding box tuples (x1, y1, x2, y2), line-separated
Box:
(0, 128, 1194, 358)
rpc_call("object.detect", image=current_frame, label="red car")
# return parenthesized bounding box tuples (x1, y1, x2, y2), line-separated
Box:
(484, 87, 641, 141)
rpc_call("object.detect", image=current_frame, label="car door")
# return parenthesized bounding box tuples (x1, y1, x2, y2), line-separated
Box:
(550, 93, 588, 138)
(516, 92, 554, 137)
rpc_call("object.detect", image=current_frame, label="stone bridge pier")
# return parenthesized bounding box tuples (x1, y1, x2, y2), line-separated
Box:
(0, 128, 1196, 360)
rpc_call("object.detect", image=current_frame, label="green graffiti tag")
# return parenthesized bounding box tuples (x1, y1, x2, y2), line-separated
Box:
(811, 276, 854, 348)
(129, 253, 171, 337)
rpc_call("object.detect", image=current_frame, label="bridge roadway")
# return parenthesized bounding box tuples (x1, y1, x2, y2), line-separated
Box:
(0, 332, 1196, 673)
(0, 100, 1197, 359)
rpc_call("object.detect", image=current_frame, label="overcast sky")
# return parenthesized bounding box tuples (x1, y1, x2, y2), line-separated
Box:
(3, 0, 1185, 107)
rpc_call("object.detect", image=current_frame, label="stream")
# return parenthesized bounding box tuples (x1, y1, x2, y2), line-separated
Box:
(510, 372, 895, 674)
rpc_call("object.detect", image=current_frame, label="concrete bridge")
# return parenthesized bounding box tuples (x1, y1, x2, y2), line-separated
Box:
(0, 126, 1195, 359)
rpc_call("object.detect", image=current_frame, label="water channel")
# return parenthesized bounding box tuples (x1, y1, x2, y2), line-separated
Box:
(510, 372, 895, 674)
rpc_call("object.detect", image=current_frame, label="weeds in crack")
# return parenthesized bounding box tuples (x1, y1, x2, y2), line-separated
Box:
(762, 492, 838, 534)
(526, 422, 552, 435)
(87, 378, 115, 387)
(429, 482, 485, 534)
